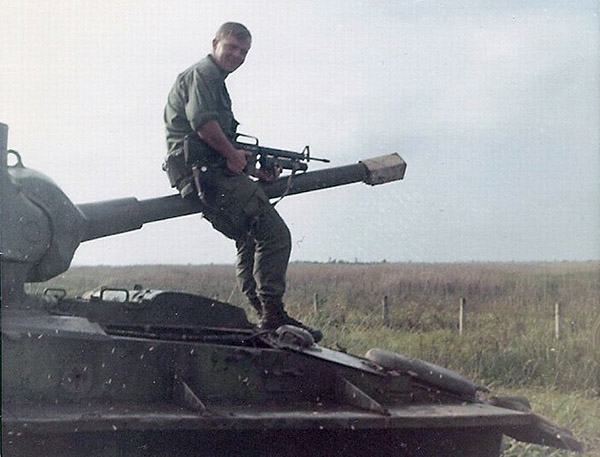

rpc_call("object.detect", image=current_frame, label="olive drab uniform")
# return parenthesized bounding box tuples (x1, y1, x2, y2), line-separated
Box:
(163, 55, 291, 312)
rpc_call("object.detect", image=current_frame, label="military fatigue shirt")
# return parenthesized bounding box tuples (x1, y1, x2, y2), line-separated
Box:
(164, 55, 239, 155)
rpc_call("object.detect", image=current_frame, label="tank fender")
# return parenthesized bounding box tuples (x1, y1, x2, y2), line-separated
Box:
(490, 395, 584, 452)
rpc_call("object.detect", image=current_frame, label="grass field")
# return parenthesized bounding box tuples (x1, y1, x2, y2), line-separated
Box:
(34, 261, 600, 456)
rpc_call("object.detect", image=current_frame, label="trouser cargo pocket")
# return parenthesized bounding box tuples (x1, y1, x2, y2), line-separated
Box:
(203, 171, 270, 240)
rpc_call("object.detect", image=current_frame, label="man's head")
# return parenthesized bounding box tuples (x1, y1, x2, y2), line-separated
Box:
(212, 22, 252, 73)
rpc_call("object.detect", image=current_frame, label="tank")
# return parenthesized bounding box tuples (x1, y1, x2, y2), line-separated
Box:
(0, 122, 582, 456)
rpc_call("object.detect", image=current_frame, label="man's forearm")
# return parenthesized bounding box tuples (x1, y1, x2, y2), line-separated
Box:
(198, 120, 248, 174)
(197, 120, 236, 160)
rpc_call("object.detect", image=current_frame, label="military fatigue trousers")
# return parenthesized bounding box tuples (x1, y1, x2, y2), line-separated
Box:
(201, 168, 291, 305)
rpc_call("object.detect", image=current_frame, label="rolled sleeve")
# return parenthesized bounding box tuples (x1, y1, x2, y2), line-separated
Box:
(186, 69, 221, 132)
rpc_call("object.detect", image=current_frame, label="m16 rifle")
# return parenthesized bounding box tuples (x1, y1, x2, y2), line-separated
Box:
(165, 133, 331, 199)
(233, 133, 330, 175)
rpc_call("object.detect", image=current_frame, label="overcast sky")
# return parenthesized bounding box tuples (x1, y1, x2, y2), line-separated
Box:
(1, 1, 598, 265)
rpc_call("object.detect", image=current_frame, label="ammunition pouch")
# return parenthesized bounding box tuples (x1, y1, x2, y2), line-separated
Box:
(162, 134, 224, 200)
(183, 133, 223, 165)
(184, 134, 224, 206)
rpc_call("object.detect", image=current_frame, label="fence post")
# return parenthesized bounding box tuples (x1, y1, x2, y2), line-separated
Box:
(313, 293, 320, 314)
(554, 302, 561, 340)
(459, 298, 466, 335)
(382, 295, 390, 327)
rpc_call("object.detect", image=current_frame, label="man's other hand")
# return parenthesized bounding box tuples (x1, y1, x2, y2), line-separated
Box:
(254, 164, 282, 182)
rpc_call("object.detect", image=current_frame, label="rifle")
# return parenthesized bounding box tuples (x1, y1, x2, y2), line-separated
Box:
(164, 133, 329, 201)
(234, 133, 329, 176)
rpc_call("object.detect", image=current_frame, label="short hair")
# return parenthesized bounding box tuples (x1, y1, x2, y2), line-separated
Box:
(215, 22, 252, 42)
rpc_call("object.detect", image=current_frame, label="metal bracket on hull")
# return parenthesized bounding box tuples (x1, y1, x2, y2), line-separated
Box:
(335, 376, 389, 416)
(175, 378, 208, 413)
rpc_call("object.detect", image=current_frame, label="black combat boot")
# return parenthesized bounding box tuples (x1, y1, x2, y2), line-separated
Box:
(248, 296, 263, 319)
(258, 299, 323, 343)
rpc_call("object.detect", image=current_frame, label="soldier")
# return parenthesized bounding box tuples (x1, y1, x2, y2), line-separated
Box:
(164, 22, 322, 342)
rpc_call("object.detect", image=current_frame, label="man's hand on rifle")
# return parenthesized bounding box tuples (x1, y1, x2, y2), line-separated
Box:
(225, 148, 252, 175)
(198, 121, 251, 174)
(253, 163, 282, 182)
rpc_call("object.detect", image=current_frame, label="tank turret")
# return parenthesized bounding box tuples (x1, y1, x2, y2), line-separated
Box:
(0, 122, 405, 309)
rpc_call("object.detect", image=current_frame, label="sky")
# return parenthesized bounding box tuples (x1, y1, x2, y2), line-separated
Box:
(1, 0, 598, 265)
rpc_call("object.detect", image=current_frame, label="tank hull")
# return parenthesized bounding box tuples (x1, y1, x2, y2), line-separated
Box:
(2, 295, 529, 457)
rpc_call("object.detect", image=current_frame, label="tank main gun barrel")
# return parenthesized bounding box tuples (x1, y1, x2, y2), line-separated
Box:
(78, 154, 406, 242)
(77, 197, 202, 241)
(261, 155, 405, 198)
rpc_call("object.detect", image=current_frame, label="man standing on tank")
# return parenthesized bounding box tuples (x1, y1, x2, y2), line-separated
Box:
(164, 22, 321, 341)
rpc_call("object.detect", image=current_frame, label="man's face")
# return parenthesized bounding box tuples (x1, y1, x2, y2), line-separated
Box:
(212, 34, 251, 73)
